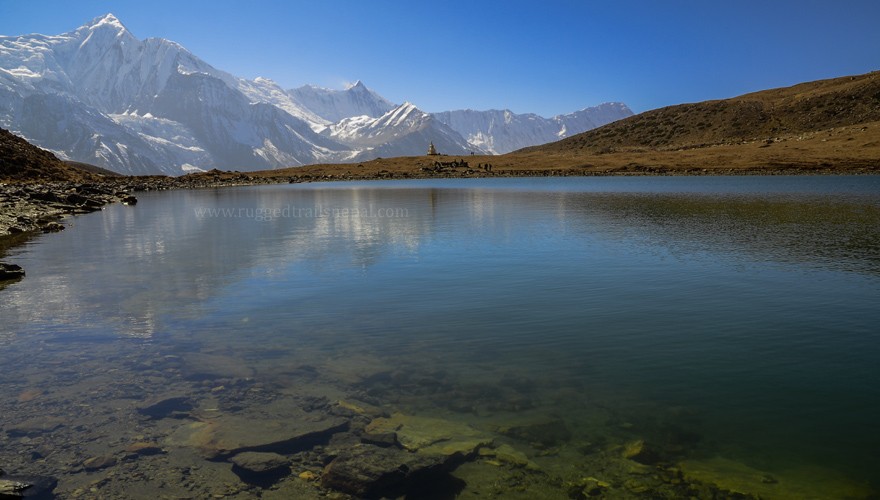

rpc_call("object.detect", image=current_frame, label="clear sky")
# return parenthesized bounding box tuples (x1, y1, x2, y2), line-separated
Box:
(2, 0, 879, 116)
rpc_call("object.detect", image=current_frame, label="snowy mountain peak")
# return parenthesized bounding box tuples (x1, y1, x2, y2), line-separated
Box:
(81, 13, 129, 34)
(433, 104, 634, 154)
(380, 102, 423, 127)
(326, 100, 478, 159)
(289, 80, 395, 123)
(398, 101, 418, 113)
(71, 12, 135, 52)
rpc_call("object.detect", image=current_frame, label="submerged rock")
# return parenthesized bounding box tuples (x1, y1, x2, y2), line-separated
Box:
(622, 439, 662, 465)
(230, 451, 288, 473)
(137, 395, 194, 420)
(320, 413, 490, 497)
(170, 410, 349, 459)
(360, 431, 399, 448)
(478, 444, 538, 470)
(568, 476, 612, 499)
(365, 413, 492, 457)
(321, 444, 463, 499)
(261, 476, 324, 500)
(124, 441, 164, 456)
(5, 416, 64, 437)
(678, 456, 875, 499)
(82, 455, 117, 471)
(229, 451, 290, 486)
(491, 415, 571, 448)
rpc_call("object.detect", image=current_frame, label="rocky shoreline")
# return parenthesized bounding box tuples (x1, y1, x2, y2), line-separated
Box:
(0, 181, 137, 287)
(0, 182, 137, 236)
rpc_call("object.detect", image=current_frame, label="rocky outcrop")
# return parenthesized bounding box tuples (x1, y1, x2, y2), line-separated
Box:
(0, 263, 24, 281)
(0, 182, 138, 236)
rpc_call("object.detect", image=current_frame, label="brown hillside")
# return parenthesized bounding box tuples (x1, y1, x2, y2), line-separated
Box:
(63, 160, 123, 177)
(524, 71, 880, 154)
(0, 128, 102, 183)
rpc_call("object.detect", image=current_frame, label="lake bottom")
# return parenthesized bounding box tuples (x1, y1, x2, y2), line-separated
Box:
(1, 176, 878, 498)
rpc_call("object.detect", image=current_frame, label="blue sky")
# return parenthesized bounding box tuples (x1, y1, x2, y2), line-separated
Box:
(2, 0, 879, 116)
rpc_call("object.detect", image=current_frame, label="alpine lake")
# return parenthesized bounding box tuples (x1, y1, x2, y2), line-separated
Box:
(1, 175, 878, 499)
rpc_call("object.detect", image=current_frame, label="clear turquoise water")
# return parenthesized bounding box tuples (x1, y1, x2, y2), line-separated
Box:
(2, 175, 879, 494)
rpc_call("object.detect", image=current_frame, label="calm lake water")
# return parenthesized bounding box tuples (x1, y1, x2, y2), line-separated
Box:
(1, 175, 879, 498)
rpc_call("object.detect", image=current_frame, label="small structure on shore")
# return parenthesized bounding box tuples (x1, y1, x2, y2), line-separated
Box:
(427, 142, 438, 156)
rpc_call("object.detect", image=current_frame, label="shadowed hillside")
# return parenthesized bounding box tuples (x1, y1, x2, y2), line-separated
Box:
(0, 128, 106, 183)
(523, 71, 880, 154)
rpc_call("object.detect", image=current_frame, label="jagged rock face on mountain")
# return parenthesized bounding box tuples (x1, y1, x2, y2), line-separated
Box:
(325, 102, 481, 160)
(0, 14, 632, 175)
(289, 81, 396, 125)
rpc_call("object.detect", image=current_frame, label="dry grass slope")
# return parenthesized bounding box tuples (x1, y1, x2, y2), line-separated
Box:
(524, 71, 880, 154)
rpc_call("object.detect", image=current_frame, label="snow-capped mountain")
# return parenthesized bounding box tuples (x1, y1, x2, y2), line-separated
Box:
(0, 14, 632, 175)
(434, 103, 633, 154)
(289, 81, 396, 125)
(0, 14, 348, 174)
(327, 102, 480, 160)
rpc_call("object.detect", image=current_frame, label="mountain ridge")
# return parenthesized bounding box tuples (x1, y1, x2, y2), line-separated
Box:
(434, 102, 632, 154)
(4, 70, 880, 186)
(0, 13, 631, 175)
